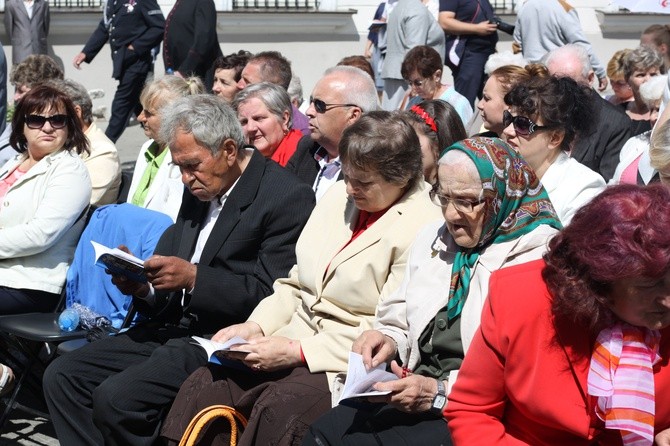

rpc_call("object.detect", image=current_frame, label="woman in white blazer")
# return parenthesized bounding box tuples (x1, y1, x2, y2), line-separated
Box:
(0, 85, 91, 395)
(126, 76, 204, 222)
(502, 72, 606, 224)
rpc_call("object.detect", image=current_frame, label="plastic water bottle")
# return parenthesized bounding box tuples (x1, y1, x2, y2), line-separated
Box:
(58, 308, 80, 332)
(166, 68, 174, 75)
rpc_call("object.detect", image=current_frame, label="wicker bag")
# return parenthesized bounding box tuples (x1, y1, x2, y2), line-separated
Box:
(178, 404, 248, 446)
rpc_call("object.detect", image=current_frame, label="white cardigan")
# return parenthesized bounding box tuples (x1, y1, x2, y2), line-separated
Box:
(0, 150, 91, 294)
(126, 139, 184, 222)
(375, 220, 558, 393)
(541, 151, 605, 224)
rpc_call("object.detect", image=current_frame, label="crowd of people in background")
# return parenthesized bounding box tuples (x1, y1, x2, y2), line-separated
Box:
(0, 0, 670, 445)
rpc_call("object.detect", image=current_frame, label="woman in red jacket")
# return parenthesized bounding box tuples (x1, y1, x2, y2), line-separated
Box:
(446, 184, 670, 446)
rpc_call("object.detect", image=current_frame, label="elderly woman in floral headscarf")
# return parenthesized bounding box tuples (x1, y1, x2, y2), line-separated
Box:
(303, 137, 562, 446)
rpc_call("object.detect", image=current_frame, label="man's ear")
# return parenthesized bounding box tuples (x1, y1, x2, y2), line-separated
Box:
(74, 104, 83, 120)
(348, 106, 363, 124)
(220, 138, 238, 165)
(587, 70, 596, 87)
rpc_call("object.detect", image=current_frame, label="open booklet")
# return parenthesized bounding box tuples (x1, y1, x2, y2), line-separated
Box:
(337, 351, 397, 404)
(191, 336, 252, 365)
(91, 241, 147, 283)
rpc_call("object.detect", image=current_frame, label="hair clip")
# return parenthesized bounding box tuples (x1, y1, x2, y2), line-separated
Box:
(409, 105, 438, 133)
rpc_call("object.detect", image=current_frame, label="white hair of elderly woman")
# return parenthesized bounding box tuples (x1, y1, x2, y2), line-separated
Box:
(484, 51, 528, 75)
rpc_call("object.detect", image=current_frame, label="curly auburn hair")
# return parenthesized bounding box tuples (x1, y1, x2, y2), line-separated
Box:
(504, 75, 594, 152)
(542, 184, 670, 334)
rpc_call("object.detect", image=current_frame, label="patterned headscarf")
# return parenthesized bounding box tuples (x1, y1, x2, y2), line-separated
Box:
(440, 137, 562, 321)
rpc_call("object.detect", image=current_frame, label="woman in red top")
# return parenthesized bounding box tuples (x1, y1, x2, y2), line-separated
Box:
(445, 184, 670, 445)
(234, 82, 302, 167)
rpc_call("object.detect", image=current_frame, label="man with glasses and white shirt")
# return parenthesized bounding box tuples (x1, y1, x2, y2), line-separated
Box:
(286, 66, 379, 201)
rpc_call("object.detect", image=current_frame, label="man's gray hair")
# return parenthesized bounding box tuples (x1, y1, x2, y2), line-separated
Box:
(323, 65, 379, 113)
(543, 44, 592, 80)
(159, 95, 245, 156)
(287, 74, 304, 106)
(233, 82, 293, 129)
(639, 74, 668, 106)
(47, 78, 93, 125)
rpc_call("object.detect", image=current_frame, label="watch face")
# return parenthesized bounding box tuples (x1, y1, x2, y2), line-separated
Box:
(432, 394, 447, 410)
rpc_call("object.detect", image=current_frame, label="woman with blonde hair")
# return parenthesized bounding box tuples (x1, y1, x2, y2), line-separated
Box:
(477, 63, 548, 137)
(606, 49, 634, 106)
(127, 75, 204, 221)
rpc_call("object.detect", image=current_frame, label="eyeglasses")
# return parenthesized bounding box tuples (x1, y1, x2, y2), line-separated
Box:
(429, 189, 483, 213)
(502, 110, 550, 136)
(406, 78, 425, 87)
(309, 97, 358, 114)
(25, 114, 67, 130)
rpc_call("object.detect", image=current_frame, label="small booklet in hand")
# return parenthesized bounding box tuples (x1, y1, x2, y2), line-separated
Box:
(337, 351, 397, 404)
(91, 241, 147, 283)
(191, 336, 252, 365)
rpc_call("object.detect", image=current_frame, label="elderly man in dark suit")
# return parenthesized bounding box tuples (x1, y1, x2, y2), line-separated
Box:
(43, 95, 315, 446)
(544, 44, 631, 182)
(73, 0, 165, 143)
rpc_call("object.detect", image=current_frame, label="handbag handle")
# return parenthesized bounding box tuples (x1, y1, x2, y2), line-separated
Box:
(178, 404, 249, 446)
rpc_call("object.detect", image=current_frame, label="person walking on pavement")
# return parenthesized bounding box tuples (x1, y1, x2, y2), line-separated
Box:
(73, 0, 165, 143)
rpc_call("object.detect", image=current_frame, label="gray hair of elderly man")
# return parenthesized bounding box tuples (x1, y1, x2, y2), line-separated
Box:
(46, 78, 94, 125)
(542, 44, 593, 81)
(159, 94, 246, 157)
(233, 81, 293, 129)
(322, 65, 380, 113)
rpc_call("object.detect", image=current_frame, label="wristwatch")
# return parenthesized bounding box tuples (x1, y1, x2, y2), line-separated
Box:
(430, 378, 447, 415)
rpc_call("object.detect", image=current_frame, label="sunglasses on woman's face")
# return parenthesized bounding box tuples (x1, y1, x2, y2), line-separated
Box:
(309, 97, 358, 114)
(502, 110, 549, 136)
(25, 114, 68, 130)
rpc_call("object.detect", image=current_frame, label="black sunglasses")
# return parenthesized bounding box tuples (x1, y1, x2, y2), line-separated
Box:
(309, 97, 358, 114)
(25, 114, 68, 130)
(502, 110, 550, 136)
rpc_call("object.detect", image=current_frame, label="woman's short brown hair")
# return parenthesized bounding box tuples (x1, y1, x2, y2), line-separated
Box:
(339, 111, 423, 191)
(401, 45, 443, 80)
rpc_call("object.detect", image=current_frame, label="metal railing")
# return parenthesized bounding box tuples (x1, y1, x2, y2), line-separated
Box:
(48, 0, 318, 10)
(232, 0, 318, 9)
(490, 0, 517, 13)
(51, 0, 102, 7)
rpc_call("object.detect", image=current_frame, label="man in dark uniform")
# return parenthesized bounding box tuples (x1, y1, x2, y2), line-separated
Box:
(73, 0, 165, 143)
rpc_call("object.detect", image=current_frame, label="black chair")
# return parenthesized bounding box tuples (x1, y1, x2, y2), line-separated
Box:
(0, 301, 137, 429)
(0, 294, 88, 427)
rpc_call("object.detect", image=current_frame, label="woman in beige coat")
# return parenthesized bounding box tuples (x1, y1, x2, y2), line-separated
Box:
(160, 111, 441, 446)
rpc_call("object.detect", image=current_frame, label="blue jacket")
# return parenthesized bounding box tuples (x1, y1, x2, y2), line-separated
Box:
(65, 203, 172, 328)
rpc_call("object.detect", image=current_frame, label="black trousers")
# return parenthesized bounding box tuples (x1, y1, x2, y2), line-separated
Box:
(302, 402, 453, 446)
(448, 45, 494, 108)
(42, 326, 208, 446)
(0, 286, 59, 314)
(104, 56, 152, 143)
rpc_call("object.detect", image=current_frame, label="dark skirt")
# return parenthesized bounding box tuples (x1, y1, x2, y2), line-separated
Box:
(161, 364, 332, 446)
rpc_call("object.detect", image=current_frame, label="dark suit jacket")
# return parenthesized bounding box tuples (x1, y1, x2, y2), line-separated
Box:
(285, 135, 343, 187)
(162, 0, 222, 89)
(4, 0, 49, 63)
(571, 91, 631, 183)
(137, 150, 315, 334)
(82, 0, 165, 79)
